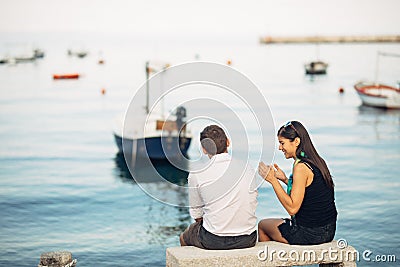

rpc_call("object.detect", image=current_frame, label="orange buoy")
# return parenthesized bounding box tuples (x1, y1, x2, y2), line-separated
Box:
(226, 60, 232, 66)
(101, 88, 106, 95)
(53, 73, 79, 79)
(338, 87, 345, 94)
(98, 59, 104, 64)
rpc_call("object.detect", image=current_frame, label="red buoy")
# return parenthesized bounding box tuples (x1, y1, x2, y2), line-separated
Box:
(53, 73, 79, 79)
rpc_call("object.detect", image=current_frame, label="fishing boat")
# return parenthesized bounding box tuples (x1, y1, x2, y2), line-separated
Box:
(354, 51, 400, 109)
(113, 61, 192, 159)
(304, 61, 328, 75)
(0, 48, 44, 64)
(354, 81, 400, 109)
(304, 43, 328, 75)
(14, 52, 36, 63)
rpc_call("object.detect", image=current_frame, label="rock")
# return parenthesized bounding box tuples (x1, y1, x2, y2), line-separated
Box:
(39, 251, 73, 267)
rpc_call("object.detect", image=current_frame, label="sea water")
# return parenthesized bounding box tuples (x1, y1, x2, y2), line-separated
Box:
(0, 32, 399, 266)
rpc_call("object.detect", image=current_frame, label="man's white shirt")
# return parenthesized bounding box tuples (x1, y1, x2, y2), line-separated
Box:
(188, 153, 258, 236)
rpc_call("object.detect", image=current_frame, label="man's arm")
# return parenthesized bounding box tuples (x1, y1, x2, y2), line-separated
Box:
(188, 173, 204, 220)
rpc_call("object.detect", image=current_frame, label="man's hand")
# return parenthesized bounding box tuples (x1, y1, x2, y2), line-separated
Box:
(258, 162, 276, 184)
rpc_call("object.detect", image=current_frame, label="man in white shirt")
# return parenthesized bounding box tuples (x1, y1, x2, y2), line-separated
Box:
(180, 125, 258, 250)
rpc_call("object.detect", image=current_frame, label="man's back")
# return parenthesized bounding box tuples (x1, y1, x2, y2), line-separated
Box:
(189, 153, 258, 236)
(180, 125, 258, 250)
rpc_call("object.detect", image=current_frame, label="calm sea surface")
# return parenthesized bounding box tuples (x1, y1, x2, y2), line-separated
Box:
(0, 33, 399, 266)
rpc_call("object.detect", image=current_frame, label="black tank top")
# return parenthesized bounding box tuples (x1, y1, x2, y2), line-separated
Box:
(295, 162, 337, 227)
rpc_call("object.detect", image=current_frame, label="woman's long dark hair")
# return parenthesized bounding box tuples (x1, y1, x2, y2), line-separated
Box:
(278, 121, 334, 189)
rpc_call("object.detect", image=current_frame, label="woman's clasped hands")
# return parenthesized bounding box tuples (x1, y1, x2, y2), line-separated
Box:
(258, 162, 288, 184)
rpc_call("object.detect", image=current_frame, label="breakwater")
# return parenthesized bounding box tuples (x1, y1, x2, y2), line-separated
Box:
(260, 35, 400, 44)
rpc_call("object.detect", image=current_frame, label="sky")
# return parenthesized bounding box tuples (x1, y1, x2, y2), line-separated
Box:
(0, 0, 399, 37)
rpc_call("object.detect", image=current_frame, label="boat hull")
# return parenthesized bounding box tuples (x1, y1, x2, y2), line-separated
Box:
(354, 82, 400, 109)
(305, 69, 327, 75)
(356, 92, 387, 108)
(114, 134, 191, 159)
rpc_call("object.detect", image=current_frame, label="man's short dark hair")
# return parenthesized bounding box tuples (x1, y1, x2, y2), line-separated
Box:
(200, 125, 228, 156)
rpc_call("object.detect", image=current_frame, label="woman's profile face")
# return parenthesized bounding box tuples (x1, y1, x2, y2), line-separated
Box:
(278, 135, 298, 159)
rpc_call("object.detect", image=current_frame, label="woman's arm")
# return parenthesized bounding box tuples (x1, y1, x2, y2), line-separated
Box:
(259, 162, 309, 215)
(273, 163, 288, 185)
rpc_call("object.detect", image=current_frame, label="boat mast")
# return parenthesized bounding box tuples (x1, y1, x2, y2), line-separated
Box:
(374, 52, 380, 84)
(375, 51, 400, 84)
(145, 61, 150, 114)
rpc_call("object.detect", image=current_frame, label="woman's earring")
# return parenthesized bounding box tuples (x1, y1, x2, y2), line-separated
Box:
(300, 151, 306, 157)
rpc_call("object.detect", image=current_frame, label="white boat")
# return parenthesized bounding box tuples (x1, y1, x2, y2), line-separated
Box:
(113, 61, 192, 159)
(305, 61, 328, 75)
(354, 81, 400, 109)
(305, 44, 328, 75)
(14, 52, 36, 63)
(354, 51, 400, 109)
(0, 47, 44, 64)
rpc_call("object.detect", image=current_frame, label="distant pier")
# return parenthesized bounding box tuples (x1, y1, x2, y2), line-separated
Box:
(260, 35, 400, 44)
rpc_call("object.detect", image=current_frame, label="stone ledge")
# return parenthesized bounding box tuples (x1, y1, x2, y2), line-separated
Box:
(166, 241, 357, 267)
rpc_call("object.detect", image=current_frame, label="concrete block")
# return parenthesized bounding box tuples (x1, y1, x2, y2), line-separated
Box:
(166, 241, 357, 267)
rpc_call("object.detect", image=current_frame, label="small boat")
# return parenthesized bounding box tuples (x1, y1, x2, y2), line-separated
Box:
(67, 49, 88, 58)
(13, 51, 36, 63)
(1, 48, 43, 64)
(53, 73, 80, 79)
(76, 51, 87, 58)
(33, 49, 45, 58)
(354, 51, 400, 109)
(305, 61, 328, 75)
(113, 61, 192, 159)
(0, 57, 8, 64)
(114, 110, 192, 159)
(305, 44, 328, 75)
(354, 81, 400, 109)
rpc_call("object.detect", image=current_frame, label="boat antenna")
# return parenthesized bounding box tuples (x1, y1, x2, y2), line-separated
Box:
(145, 61, 150, 114)
(375, 51, 400, 83)
(374, 51, 380, 84)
